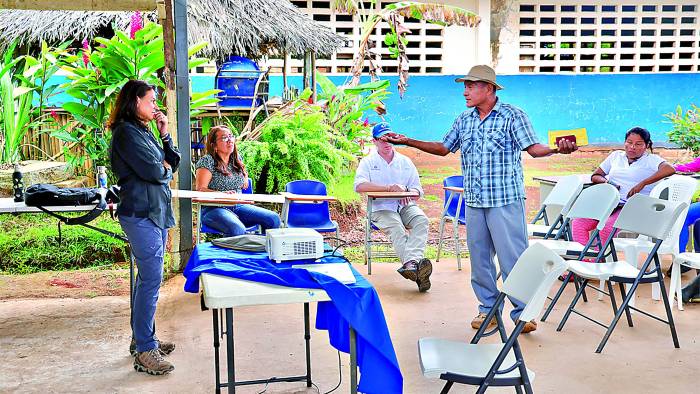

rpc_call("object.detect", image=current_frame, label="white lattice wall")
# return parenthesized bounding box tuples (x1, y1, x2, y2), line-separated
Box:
(264, 0, 485, 75)
(498, 0, 700, 73)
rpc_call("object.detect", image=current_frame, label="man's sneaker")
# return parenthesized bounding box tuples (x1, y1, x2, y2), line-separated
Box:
(520, 320, 538, 334)
(397, 260, 419, 281)
(134, 348, 175, 375)
(130, 338, 176, 357)
(416, 258, 433, 292)
(470, 312, 497, 330)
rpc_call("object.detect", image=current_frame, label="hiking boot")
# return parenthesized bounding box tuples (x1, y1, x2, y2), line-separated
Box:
(416, 258, 433, 292)
(130, 337, 176, 357)
(470, 312, 497, 330)
(397, 260, 419, 282)
(134, 348, 175, 375)
(520, 320, 538, 334)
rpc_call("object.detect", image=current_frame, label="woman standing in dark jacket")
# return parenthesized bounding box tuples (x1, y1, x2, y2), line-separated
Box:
(109, 80, 180, 375)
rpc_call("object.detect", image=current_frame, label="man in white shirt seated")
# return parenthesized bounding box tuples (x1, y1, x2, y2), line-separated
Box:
(354, 123, 432, 292)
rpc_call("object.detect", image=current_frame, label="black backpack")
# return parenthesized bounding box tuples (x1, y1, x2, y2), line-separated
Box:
(24, 184, 120, 225)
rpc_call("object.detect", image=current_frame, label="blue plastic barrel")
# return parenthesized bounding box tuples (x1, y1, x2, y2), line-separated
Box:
(215, 56, 264, 107)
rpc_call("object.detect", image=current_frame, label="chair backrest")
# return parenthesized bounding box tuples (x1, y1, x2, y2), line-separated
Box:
(564, 183, 620, 231)
(502, 243, 567, 322)
(614, 194, 688, 240)
(242, 178, 254, 194)
(442, 175, 465, 219)
(542, 175, 585, 215)
(284, 180, 333, 227)
(645, 175, 697, 250)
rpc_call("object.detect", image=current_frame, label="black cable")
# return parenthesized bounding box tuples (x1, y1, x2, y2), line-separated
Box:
(323, 350, 343, 394)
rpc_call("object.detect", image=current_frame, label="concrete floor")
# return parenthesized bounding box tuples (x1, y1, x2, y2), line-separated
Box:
(2, 259, 699, 393)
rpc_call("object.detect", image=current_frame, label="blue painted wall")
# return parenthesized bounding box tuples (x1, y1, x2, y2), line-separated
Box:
(50, 73, 700, 144)
(199, 73, 700, 144)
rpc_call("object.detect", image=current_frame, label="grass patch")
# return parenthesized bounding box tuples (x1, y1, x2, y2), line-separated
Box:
(342, 245, 466, 265)
(0, 213, 129, 274)
(419, 166, 459, 185)
(327, 173, 361, 205)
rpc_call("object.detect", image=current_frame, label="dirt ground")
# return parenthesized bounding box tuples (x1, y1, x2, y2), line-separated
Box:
(3, 260, 700, 393)
(1, 146, 697, 393)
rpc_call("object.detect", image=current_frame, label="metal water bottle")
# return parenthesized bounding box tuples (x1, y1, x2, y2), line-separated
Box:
(12, 163, 24, 202)
(97, 166, 108, 189)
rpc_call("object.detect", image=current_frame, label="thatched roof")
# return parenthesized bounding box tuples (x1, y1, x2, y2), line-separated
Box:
(0, 0, 346, 60)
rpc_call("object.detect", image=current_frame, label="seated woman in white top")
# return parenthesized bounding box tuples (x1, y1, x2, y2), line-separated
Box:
(571, 127, 676, 247)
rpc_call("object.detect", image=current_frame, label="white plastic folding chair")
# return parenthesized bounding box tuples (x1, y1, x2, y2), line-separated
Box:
(670, 252, 700, 310)
(613, 175, 696, 304)
(417, 243, 566, 394)
(530, 183, 620, 259)
(536, 183, 620, 322)
(556, 194, 688, 353)
(528, 175, 584, 239)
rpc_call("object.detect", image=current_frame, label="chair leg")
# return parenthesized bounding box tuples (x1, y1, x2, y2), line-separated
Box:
(618, 282, 634, 327)
(606, 280, 619, 316)
(440, 381, 453, 394)
(656, 263, 681, 348)
(557, 279, 589, 332)
(453, 219, 461, 270)
(365, 221, 372, 275)
(541, 272, 572, 322)
(669, 260, 683, 311)
(515, 385, 524, 394)
(576, 276, 589, 303)
(597, 280, 606, 301)
(436, 217, 446, 262)
(596, 277, 645, 353)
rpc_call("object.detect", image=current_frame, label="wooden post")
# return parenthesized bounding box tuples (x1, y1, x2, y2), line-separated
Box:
(302, 50, 316, 101)
(158, 0, 184, 270)
(173, 0, 193, 267)
(303, 50, 311, 90)
(282, 51, 288, 94)
(311, 51, 316, 103)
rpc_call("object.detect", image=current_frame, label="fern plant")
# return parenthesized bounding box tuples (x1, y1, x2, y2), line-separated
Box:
(239, 104, 355, 193)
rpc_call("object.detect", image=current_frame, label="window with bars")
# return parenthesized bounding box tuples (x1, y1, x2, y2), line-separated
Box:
(270, 1, 447, 74)
(516, 1, 700, 73)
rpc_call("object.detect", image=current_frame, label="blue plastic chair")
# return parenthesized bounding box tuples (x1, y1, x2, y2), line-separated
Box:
(284, 180, 339, 239)
(436, 175, 466, 270)
(197, 179, 259, 243)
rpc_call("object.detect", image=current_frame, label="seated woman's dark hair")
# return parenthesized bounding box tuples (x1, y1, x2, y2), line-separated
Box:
(108, 80, 156, 130)
(625, 126, 653, 152)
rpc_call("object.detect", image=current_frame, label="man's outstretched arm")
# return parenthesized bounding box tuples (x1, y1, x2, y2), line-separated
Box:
(526, 139, 578, 158)
(383, 134, 451, 156)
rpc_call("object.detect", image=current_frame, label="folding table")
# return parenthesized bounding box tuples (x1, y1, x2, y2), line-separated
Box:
(200, 273, 358, 394)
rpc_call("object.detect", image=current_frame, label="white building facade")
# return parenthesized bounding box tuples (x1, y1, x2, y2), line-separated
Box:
(275, 0, 700, 75)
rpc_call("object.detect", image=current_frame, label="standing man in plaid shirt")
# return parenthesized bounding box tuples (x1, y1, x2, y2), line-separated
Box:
(385, 65, 577, 333)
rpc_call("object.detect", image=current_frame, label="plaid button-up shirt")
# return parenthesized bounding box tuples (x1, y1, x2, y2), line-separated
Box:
(442, 99, 538, 208)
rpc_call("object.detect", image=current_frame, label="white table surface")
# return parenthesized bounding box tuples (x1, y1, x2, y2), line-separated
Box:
(0, 198, 101, 214)
(200, 273, 331, 309)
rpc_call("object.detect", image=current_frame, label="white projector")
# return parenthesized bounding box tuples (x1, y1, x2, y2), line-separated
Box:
(266, 228, 324, 263)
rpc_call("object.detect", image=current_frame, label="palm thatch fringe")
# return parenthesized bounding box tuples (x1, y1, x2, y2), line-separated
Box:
(0, 0, 346, 61)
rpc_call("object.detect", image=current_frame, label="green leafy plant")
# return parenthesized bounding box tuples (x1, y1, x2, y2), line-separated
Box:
(313, 73, 390, 153)
(666, 104, 700, 154)
(53, 21, 217, 169)
(0, 40, 68, 164)
(333, 1, 480, 96)
(0, 213, 127, 274)
(239, 103, 355, 193)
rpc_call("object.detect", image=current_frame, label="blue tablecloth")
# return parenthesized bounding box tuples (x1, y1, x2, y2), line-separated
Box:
(183, 243, 403, 394)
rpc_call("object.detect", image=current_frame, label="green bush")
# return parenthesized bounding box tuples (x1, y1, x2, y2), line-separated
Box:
(666, 104, 700, 154)
(0, 214, 128, 274)
(239, 106, 355, 193)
